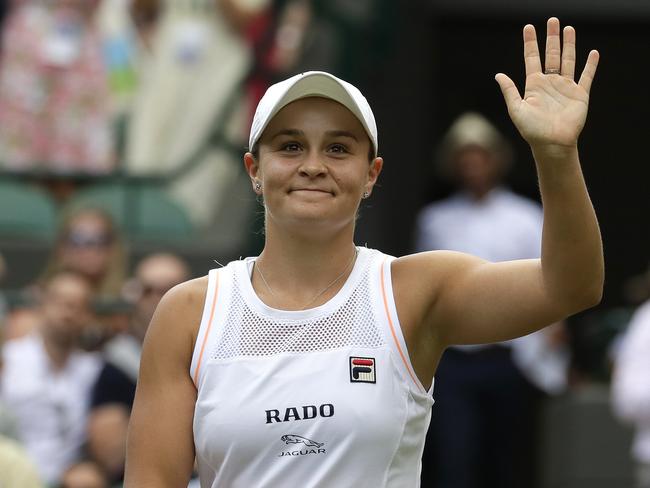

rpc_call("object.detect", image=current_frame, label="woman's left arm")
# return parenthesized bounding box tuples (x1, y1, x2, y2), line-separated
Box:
(395, 18, 603, 348)
(496, 17, 604, 312)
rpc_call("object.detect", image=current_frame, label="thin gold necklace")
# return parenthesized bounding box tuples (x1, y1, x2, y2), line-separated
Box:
(255, 247, 359, 310)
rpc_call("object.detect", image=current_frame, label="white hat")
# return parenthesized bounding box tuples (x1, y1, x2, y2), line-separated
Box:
(436, 111, 513, 179)
(248, 71, 378, 157)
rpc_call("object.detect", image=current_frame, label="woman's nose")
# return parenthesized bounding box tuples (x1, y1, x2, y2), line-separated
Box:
(298, 153, 327, 177)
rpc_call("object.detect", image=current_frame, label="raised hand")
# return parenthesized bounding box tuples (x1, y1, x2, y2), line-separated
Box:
(495, 18, 599, 153)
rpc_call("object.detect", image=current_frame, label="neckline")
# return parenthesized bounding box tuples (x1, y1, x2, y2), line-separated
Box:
(237, 246, 369, 320)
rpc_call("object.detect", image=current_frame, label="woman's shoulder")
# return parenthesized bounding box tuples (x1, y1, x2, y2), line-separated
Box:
(169, 275, 210, 302)
(148, 276, 211, 346)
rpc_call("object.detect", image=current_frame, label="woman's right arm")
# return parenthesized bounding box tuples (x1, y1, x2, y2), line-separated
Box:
(124, 278, 207, 487)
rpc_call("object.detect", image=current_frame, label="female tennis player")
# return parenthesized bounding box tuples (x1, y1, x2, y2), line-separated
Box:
(125, 17, 603, 487)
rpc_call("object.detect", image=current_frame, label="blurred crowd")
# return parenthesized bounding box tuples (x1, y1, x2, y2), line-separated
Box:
(0, 2, 649, 488)
(0, 1, 395, 486)
(0, 204, 193, 486)
(0, 0, 391, 230)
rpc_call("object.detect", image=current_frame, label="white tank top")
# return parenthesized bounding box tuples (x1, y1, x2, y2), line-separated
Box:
(190, 247, 434, 487)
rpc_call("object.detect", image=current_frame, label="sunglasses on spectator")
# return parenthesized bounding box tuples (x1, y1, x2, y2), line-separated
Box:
(65, 231, 113, 248)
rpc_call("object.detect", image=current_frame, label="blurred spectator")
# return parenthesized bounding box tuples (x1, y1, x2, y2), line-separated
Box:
(61, 460, 110, 488)
(264, 0, 395, 84)
(95, 0, 164, 131)
(41, 207, 127, 301)
(0, 0, 115, 173)
(624, 266, 650, 307)
(0, 270, 102, 485)
(0, 436, 44, 488)
(87, 252, 190, 482)
(267, 0, 334, 76)
(125, 0, 271, 228)
(415, 112, 569, 488)
(104, 252, 190, 383)
(611, 296, 650, 488)
(1, 324, 42, 487)
(95, 0, 141, 125)
(3, 307, 41, 340)
(89, 296, 133, 353)
(130, 0, 161, 49)
(86, 404, 130, 484)
(128, 253, 190, 341)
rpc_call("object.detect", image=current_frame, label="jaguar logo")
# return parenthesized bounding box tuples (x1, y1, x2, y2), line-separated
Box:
(281, 435, 324, 448)
(278, 435, 327, 457)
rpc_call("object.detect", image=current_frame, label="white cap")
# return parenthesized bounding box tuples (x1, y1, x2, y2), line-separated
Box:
(249, 71, 378, 157)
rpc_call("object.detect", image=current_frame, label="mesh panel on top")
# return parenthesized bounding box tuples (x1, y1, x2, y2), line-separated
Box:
(212, 261, 385, 360)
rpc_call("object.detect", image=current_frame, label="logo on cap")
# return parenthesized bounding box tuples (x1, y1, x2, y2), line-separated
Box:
(349, 357, 376, 383)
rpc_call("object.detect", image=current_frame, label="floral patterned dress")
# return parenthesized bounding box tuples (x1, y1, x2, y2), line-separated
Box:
(0, 1, 115, 174)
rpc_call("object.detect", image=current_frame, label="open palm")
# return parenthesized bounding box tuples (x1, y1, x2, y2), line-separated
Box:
(496, 18, 599, 149)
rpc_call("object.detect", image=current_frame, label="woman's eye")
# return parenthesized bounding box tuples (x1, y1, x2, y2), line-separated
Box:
(281, 142, 301, 152)
(329, 144, 348, 154)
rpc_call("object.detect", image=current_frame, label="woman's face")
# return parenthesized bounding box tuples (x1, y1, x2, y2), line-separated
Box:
(246, 97, 382, 235)
(60, 212, 114, 282)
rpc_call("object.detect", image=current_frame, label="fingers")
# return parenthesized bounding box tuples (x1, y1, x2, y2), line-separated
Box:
(578, 50, 600, 93)
(514, 18, 598, 94)
(495, 73, 522, 110)
(538, 18, 595, 85)
(561, 25, 576, 79)
(544, 17, 562, 74)
(523, 24, 542, 76)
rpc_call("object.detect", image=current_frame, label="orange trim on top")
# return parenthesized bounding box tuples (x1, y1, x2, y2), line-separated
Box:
(379, 258, 425, 393)
(193, 271, 221, 385)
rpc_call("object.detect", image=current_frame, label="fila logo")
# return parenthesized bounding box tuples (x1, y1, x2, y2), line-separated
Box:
(350, 357, 376, 383)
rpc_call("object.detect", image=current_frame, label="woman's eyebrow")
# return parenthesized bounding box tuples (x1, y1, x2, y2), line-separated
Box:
(325, 130, 359, 141)
(268, 129, 359, 142)
(270, 129, 304, 141)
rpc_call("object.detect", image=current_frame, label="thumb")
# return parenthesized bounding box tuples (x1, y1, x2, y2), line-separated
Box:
(495, 73, 521, 111)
